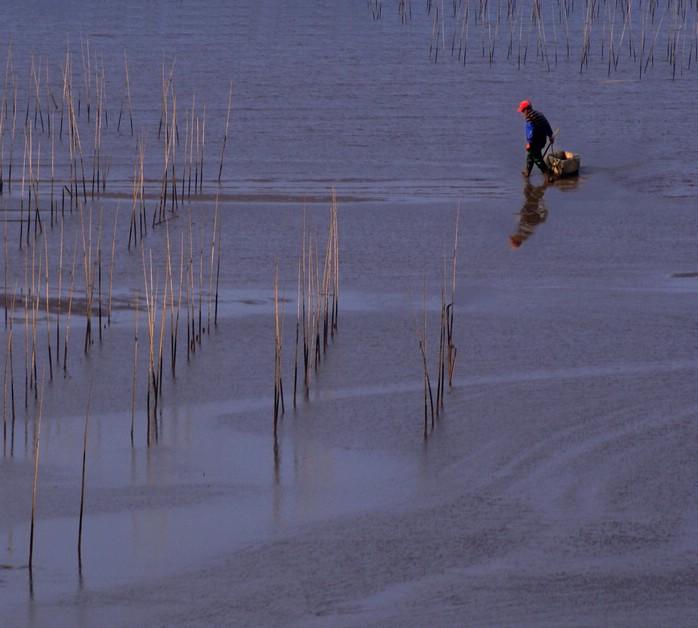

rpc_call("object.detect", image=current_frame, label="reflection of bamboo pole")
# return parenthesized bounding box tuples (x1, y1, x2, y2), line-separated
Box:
(29, 372, 45, 573)
(77, 380, 92, 569)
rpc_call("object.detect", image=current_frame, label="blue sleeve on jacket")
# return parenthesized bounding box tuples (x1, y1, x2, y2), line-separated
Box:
(525, 121, 534, 143)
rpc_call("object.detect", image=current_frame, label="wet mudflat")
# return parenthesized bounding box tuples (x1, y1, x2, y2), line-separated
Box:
(2, 2, 698, 627)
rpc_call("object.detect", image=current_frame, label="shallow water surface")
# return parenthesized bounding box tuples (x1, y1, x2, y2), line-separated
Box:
(1, 2, 698, 627)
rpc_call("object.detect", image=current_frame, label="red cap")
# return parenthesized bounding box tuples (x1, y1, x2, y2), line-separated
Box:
(517, 100, 531, 112)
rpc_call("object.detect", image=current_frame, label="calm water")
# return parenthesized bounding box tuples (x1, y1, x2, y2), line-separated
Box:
(1, 2, 698, 627)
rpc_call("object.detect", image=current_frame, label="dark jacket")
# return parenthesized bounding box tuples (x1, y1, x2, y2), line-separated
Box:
(525, 109, 553, 148)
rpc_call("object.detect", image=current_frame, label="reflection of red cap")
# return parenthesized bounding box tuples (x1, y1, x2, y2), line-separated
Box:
(509, 235, 522, 248)
(517, 100, 531, 112)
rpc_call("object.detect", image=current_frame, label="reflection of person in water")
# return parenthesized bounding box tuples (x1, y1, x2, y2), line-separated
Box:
(509, 180, 548, 248)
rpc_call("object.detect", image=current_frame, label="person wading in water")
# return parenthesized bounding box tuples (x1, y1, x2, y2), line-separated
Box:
(518, 100, 555, 182)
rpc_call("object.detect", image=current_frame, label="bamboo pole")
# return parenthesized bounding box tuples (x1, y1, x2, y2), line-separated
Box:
(63, 237, 77, 372)
(217, 82, 233, 183)
(131, 292, 139, 445)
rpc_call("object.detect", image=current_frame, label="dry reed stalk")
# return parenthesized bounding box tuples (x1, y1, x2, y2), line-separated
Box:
(131, 291, 139, 445)
(273, 263, 284, 431)
(3, 203, 7, 328)
(79, 204, 95, 352)
(330, 193, 339, 336)
(214, 215, 221, 327)
(97, 208, 103, 339)
(142, 248, 157, 444)
(172, 233, 185, 377)
(28, 371, 45, 572)
(185, 211, 195, 359)
(50, 108, 56, 227)
(32, 134, 43, 239)
(91, 62, 105, 198)
(436, 282, 446, 415)
(22, 255, 29, 406)
(19, 128, 27, 247)
(194, 115, 200, 195)
(77, 380, 92, 568)
(321, 217, 332, 353)
(30, 260, 40, 400)
(293, 256, 301, 408)
(63, 237, 78, 372)
(42, 232, 52, 380)
(128, 133, 147, 249)
(80, 35, 92, 121)
(3, 291, 17, 455)
(199, 107, 206, 193)
(117, 52, 134, 135)
(218, 82, 233, 183)
(141, 249, 154, 442)
(312, 230, 322, 369)
(67, 86, 87, 205)
(29, 52, 45, 132)
(198, 213, 204, 341)
(59, 48, 70, 142)
(156, 249, 169, 406)
(0, 42, 14, 195)
(164, 222, 176, 377)
(414, 282, 434, 438)
(187, 96, 195, 198)
(447, 209, 459, 386)
(107, 206, 118, 325)
(169, 93, 179, 212)
(55, 218, 64, 366)
(206, 197, 219, 333)
(304, 232, 315, 388)
(8, 57, 17, 194)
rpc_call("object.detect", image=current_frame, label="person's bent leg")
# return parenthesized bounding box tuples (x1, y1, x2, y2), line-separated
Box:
(531, 145, 549, 174)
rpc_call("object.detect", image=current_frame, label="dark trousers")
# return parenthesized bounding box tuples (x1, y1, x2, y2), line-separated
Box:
(525, 143, 548, 175)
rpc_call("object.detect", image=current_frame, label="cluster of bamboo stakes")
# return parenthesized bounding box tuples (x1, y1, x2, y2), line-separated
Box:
(1, 41, 230, 455)
(0, 40, 233, 249)
(0, 41, 232, 578)
(373, 0, 698, 78)
(274, 192, 339, 433)
(415, 209, 459, 439)
(138, 202, 222, 445)
(1, 200, 222, 455)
